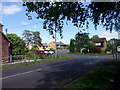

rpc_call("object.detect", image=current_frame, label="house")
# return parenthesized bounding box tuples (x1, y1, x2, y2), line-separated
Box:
(48, 41, 67, 50)
(91, 38, 106, 51)
(38, 43, 50, 50)
(0, 23, 13, 62)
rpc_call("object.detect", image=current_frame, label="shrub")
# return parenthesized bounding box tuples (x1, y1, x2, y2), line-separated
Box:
(91, 46, 101, 53)
(82, 48, 89, 53)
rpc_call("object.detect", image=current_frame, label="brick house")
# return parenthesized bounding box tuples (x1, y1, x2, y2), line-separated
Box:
(48, 41, 67, 50)
(0, 23, 13, 61)
(91, 38, 107, 51)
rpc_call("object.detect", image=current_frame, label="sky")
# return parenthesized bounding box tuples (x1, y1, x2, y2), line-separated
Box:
(0, 1, 119, 44)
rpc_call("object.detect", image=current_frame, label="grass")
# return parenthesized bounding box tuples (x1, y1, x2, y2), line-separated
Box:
(64, 59, 120, 89)
(69, 52, 111, 55)
(2, 56, 77, 70)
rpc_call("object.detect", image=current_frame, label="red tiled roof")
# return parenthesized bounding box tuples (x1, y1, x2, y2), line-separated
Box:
(52, 41, 66, 45)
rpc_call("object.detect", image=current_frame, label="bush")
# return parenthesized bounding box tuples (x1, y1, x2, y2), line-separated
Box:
(82, 48, 89, 53)
(91, 46, 101, 53)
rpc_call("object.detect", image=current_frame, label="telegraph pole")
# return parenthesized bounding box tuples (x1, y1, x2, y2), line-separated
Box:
(54, 21, 58, 58)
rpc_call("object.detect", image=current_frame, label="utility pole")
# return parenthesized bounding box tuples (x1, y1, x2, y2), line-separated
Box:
(54, 21, 58, 58)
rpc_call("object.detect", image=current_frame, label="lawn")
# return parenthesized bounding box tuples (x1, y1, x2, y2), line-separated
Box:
(69, 52, 111, 55)
(2, 56, 77, 70)
(64, 59, 120, 89)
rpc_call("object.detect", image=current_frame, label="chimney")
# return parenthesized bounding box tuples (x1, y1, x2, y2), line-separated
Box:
(0, 23, 3, 32)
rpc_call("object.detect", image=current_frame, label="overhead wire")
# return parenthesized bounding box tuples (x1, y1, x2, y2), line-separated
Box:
(7, 21, 44, 29)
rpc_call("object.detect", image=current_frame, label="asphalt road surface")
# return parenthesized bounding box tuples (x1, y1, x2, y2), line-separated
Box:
(2, 54, 113, 89)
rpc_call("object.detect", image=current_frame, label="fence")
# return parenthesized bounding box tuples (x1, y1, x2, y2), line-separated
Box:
(1, 53, 61, 64)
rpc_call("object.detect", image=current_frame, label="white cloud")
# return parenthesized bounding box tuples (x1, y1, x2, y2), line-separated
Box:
(33, 25, 38, 28)
(3, 5, 22, 15)
(2, 0, 22, 2)
(99, 31, 118, 40)
(21, 21, 28, 25)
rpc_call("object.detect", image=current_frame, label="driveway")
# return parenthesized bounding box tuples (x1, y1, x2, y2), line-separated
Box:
(2, 54, 113, 89)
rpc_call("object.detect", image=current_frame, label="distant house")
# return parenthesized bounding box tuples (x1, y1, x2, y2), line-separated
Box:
(48, 41, 67, 50)
(91, 38, 107, 51)
(0, 23, 13, 61)
(38, 43, 50, 50)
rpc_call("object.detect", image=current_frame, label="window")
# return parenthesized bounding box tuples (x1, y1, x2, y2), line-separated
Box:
(95, 43, 101, 46)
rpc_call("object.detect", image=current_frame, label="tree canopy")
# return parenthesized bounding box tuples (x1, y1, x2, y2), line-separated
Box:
(7, 34, 27, 55)
(23, 2, 120, 37)
(75, 32, 89, 52)
(69, 39, 75, 52)
(91, 35, 99, 39)
(22, 30, 42, 50)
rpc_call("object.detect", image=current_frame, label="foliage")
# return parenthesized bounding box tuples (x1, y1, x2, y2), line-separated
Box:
(88, 41, 95, 52)
(69, 39, 75, 52)
(91, 35, 99, 39)
(107, 39, 120, 53)
(82, 48, 88, 53)
(23, 2, 120, 37)
(22, 30, 32, 48)
(32, 31, 42, 49)
(22, 30, 42, 51)
(75, 32, 89, 52)
(7, 34, 27, 55)
(91, 46, 101, 53)
(66, 44, 70, 50)
(106, 41, 113, 51)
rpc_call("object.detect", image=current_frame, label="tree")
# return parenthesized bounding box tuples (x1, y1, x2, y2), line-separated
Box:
(22, 30, 42, 51)
(106, 41, 112, 51)
(108, 39, 120, 52)
(23, 2, 120, 37)
(22, 30, 33, 51)
(7, 34, 27, 55)
(91, 35, 99, 39)
(75, 32, 89, 52)
(32, 31, 42, 49)
(89, 41, 95, 52)
(69, 39, 75, 52)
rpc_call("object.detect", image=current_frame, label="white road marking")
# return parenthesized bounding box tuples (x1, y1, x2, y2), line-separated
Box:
(1, 68, 42, 80)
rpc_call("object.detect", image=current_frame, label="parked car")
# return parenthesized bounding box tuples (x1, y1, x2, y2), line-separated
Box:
(48, 50, 54, 54)
(36, 50, 44, 53)
(44, 50, 54, 54)
(44, 50, 49, 54)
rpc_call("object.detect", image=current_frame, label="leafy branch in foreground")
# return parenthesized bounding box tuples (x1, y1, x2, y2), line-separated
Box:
(23, 2, 120, 37)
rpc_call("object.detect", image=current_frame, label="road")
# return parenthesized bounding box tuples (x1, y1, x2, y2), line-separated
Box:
(2, 54, 113, 89)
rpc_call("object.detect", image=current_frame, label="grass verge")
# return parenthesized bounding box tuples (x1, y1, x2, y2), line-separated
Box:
(69, 52, 111, 55)
(2, 56, 77, 70)
(64, 59, 120, 89)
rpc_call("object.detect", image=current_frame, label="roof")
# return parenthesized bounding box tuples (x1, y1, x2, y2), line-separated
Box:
(92, 38, 106, 43)
(42, 43, 48, 46)
(0, 31, 14, 45)
(0, 23, 3, 26)
(51, 41, 66, 45)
